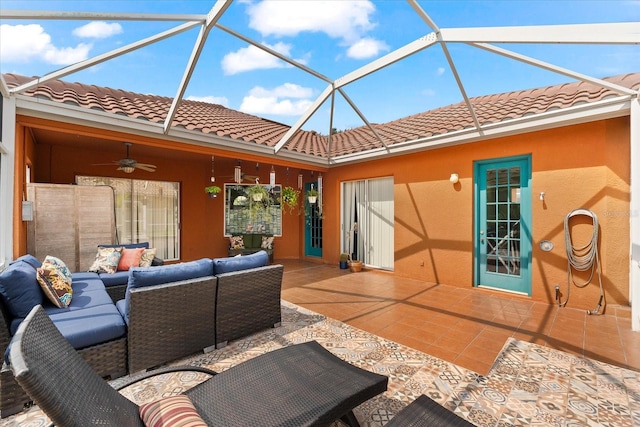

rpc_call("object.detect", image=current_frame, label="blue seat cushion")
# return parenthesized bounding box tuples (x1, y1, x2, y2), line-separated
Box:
(71, 271, 100, 281)
(115, 299, 128, 326)
(99, 271, 130, 287)
(213, 250, 269, 274)
(0, 260, 44, 319)
(45, 304, 126, 349)
(44, 288, 114, 315)
(121, 258, 213, 319)
(70, 275, 106, 293)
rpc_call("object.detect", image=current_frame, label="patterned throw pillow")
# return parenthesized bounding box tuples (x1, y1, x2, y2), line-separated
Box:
(229, 235, 244, 250)
(139, 395, 207, 427)
(88, 247, 123, 274)
(36, 255, 73, 308)
(117, 247, 145, 271)
(261, 236, 274, 250)
(139, 248, 157, 268)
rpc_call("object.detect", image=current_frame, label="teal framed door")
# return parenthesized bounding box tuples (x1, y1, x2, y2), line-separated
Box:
(475, 156, 532, 295)
(304, 182, 323, 257)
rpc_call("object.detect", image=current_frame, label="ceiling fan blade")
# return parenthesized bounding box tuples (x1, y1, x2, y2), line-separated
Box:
(136, 165, 156, 172)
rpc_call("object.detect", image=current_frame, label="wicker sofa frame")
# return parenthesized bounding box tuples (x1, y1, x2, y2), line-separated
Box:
(0, 297, 127, 417)
(0, 261, 284, 417)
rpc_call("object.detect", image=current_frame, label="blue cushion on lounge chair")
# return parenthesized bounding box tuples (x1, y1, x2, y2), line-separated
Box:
(213, 250, 269, 274)
(120, 258, 213, 319)
(99, 242, 149, 249)
(0, 261, 44, 319)
(99, 271, 130, 287)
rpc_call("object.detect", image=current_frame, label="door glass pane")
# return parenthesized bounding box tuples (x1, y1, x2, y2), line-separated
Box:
(484, 166, 521, 277)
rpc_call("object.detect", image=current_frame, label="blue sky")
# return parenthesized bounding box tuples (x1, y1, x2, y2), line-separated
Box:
(1, 1, 639, 133)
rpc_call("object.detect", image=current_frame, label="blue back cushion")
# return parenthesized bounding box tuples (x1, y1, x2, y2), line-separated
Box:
(0, 260, 44, 319)
(9, 254, 42, 269)
(122, 258, 213, 318)
(213, 250, 268, 274)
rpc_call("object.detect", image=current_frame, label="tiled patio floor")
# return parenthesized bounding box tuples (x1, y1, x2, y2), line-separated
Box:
(280, 259, 640, 376)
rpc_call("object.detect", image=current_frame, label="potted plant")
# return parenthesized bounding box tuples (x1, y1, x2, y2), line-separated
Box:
(205, 185, 221, 198)
(282, 186, 299, 214)
(246, 184, 272, 219)
(339, 253, 349, 269)
(247, 183, 269, 202)
(307, 187, 318, 204)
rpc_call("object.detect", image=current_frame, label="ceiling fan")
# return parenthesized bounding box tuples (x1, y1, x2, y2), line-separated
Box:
(94, 142, 156, 173)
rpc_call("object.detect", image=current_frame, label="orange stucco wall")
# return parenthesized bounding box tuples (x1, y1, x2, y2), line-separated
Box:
(12, 114, 630, 311)
(322, 118, 630, 310)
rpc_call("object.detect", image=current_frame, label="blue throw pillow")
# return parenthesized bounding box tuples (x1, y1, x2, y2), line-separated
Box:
(213, 250, 268, 274)
(0, 261, 44, 319)
(122, 258, 213, 319)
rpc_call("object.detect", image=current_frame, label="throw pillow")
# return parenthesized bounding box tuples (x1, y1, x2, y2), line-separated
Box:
(229, 235, 244, 249)
(117, 247, 145, 271)
(139, 395, 206, 427)
(261, 236, 274, 250)
(88, 247, 123, 274)
(139, 248, 157, 267)
(36, 255, 73, 308)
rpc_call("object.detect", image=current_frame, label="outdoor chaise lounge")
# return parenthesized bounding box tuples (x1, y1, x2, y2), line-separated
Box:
(9, 305, 389, 427)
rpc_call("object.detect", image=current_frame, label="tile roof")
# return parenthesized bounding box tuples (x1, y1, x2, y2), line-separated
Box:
(4, 73, 639, 159)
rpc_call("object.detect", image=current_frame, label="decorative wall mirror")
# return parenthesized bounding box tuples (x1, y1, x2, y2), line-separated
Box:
(224, 183, 282, 236)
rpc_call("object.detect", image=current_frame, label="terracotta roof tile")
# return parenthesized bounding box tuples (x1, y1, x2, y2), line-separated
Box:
(4, 72, 639, 159)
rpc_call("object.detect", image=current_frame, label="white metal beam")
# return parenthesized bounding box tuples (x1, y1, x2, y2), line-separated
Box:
(471, 42, 638, 96)
(10, 22, 200, 94)
(274, 84, 334, 153)
(440, 23, 640, 44)
(335, 33, 438, 89)
(163, 0, 231, 134)
(406, 0, 440, 32)
(0, 74, 9, 98)
(0, 9, 206, 22)
(337, 88, 388, 150)
(631, 96, 640, 331)
(215, 23, 333, 84)
(0, 95, 16, 264)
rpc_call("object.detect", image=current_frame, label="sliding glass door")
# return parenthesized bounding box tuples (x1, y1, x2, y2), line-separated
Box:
(342, 177, 394, 270)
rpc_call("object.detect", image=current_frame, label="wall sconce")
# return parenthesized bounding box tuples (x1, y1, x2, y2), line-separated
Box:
(539, 192, 545, 201)
(449, 173, 459, 184)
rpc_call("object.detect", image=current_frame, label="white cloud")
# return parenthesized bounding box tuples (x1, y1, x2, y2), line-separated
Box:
(0, 24, 91, 65)
(422, 88, 436, 96)
(222, 41, 307, 75)
(247, 0, 376, 44)
(186, 95, 230, 107)
(72, 21, 123, 39)
(240, 83, 314, 116)
(436, 67, 445, 76)
(346, 38, 389, 59)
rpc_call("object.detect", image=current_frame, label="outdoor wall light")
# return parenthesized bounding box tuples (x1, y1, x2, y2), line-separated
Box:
(449, 173, 459, 184)
(539, 192, 545, 201)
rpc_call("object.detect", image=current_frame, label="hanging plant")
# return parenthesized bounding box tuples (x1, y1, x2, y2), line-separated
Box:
(204, 185, 221, 198)
(306, 187, 318, 204)
(282, 186, 300, 214)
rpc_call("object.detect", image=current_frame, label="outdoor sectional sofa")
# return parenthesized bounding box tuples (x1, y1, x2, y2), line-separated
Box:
(0, 250, 283, 418)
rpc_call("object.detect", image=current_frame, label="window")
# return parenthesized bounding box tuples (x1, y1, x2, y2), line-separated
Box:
(76, 176, 180, 260)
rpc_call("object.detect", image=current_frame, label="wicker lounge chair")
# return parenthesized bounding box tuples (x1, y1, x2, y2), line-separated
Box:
(9, 305, 388, 426)
(386, 394, 475, 426)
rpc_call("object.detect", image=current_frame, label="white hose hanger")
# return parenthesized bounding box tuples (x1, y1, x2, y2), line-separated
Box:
(560, 208, 605, 314)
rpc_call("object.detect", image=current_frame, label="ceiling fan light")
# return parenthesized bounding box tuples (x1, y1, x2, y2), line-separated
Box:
(121, 166, 135, 173)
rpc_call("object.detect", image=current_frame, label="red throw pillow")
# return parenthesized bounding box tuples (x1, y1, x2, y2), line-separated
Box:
(117, 247, 145, 271)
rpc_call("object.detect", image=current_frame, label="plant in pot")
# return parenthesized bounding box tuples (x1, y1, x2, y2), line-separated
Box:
(339, 252, 349, 269)
(282, 186, 300, 214)
(205, 185, 221, 198)
(246, 184, 272, 219)
(306, 187, 318, 204)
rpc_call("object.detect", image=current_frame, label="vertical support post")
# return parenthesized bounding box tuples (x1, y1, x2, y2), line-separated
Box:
(631, 96, 640, 331)
(0, 95, 16, 265)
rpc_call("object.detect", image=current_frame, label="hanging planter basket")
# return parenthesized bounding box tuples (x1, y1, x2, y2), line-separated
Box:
(307, 196, 317, 204)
